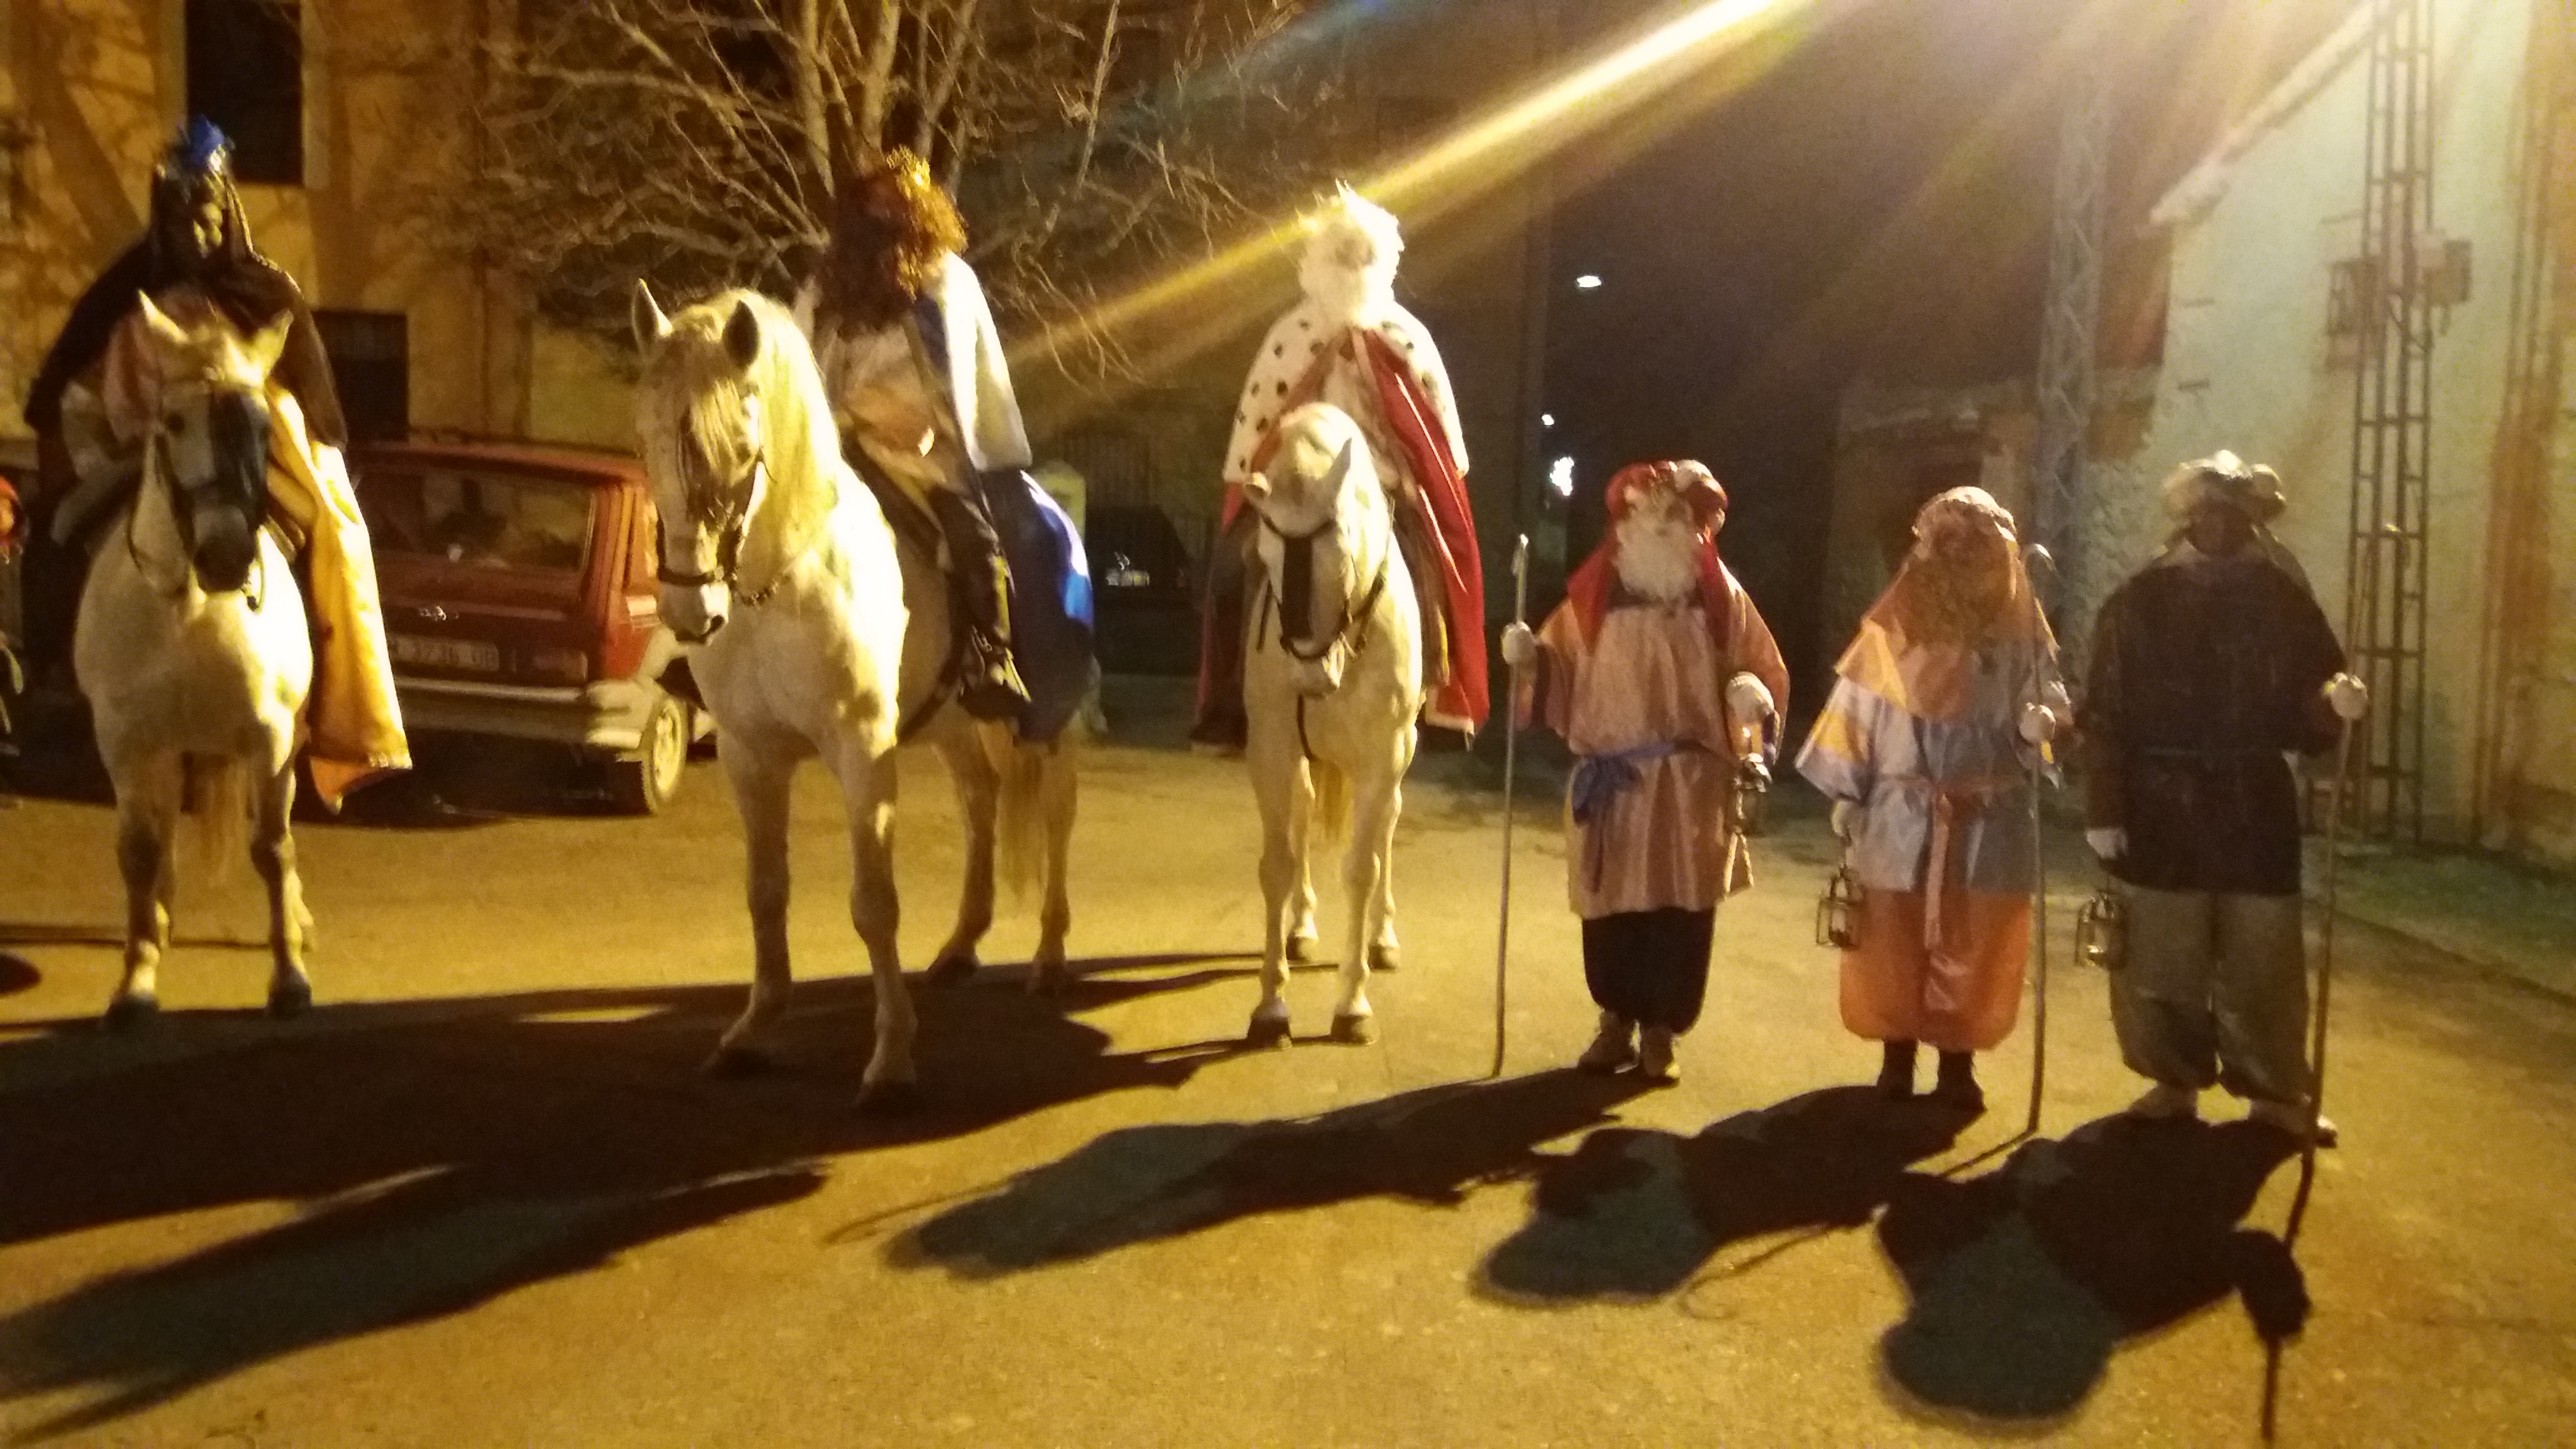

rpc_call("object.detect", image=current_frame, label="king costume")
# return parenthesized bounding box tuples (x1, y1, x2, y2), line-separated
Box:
(1508, 461, 1787, 1085)
(1195, 186, 1486, 748)
(2082, 453, 2362, 1141)
(21, 119, 406, 806)
(1798, 487, 2066, 1108)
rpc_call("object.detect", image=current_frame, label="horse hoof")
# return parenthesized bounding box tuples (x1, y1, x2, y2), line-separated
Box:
(1286, 932, 1320, 965)
(1246, 1012, 1293, 1049)
(1367, 942, 1400, 973)
(703, 1044, 777, 1079)
(1330, 1012, 1378, 1046)
(857, 1079, 922, 1116)
(266, 979, 313, 1020)
(103, 994, 159, 1032)
(925, 952, 978, 987)
(1027, 960, 1070, 997)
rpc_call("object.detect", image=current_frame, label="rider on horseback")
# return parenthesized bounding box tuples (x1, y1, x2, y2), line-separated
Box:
(793, 150, 1033, 723)
(1194, 185, 1486, 755)
(17, 118, 407, 804)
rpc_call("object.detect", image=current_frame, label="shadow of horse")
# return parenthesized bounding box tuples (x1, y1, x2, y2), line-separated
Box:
(884, 1069, 1652, 1278)
(1475, 1086, 1970, 1307)
(1873, 1113, 2305, 1427)
(0, 959, 1249, 1440)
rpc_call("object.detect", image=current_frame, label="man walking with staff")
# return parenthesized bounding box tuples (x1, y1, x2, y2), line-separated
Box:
(2081, 452, 2366, 1144)
(1502, 461, 1785, 1085)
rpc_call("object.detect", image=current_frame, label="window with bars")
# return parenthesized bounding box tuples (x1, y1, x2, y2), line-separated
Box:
(186, 0, 304, 185)
(315, 310, 409, 442)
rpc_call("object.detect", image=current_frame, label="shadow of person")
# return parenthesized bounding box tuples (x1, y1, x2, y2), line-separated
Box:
(887, 1068, 1652, 1278)
(1873, 1112, 2304, 1426)
(0, 960, 1245, 1438)
(1477, 1085, 1969, 1306)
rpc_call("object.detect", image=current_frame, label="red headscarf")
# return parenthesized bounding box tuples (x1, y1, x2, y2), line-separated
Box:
(1563, 460, 1737, 652)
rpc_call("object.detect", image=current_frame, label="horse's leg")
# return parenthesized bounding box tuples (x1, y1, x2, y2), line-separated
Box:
(1368, 778, 1403, 974)
(251, 761, 313, 1018)
(1286, 781, 1320, 964)
(1246, 747, 1304, 1046)
(928, 731, 995, 985)
(710, 747, 796, 1076)
(1331, 771, 1402, 1045)
(836, 742, 916, 1110)
(105, 755, 182, 1029)
(1030, 743, 1076, 994)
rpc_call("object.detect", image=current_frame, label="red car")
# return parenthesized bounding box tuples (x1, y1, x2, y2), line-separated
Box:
(350, 438, 702, 812)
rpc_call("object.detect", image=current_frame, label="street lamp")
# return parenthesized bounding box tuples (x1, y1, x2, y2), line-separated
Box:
(1574, 274, 1603, 290)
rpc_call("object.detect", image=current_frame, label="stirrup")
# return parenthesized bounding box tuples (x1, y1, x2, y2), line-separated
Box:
(957, 635, 1029, 721)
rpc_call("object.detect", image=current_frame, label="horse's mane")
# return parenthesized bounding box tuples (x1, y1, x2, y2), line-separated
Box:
(636, 289, 844, 547)
(1272, 404, 1385, 529)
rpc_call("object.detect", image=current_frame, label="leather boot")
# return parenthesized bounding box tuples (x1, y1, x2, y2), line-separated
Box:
(1931, 1050, 1985, 1114)
(929, 488, 1028, 721)
(1189, 511, 1254, 754)
(1877, 1040, 1918, 1101)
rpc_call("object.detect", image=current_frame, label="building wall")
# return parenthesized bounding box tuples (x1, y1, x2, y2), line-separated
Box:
(0, 0, 547, 449)
(2076, 0, 2542, 852)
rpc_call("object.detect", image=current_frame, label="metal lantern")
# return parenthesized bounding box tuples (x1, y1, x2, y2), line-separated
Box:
(2077, 887, 2127, 971)
(1816, 866, 1862, 950)
(1732, 754, 1772, 837)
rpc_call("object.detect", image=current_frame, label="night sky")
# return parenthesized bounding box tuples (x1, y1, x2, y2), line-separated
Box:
(1538, 0, 2357, 686)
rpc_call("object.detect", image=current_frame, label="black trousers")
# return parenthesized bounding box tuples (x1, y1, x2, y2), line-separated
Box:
(1581, 907, 1717, 1033)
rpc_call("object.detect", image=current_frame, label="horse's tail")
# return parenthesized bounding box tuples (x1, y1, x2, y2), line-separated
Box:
(1310, 759, 1352, 846)
(979, 720, 1050, 902)
(183, 756, 255, 889)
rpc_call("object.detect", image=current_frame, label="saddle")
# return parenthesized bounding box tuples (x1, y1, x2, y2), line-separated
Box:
(847, 454, 1095, 745)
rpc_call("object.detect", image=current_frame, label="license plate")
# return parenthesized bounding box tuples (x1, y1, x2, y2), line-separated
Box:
(391, 634, 502, 673)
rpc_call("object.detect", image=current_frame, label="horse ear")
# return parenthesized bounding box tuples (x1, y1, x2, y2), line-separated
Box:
(1324, 437, 1355, 494)
(243, 310, 296, 378)
(630, 280, 673, 353)
(1241, 472, 1271, 507)
(135, 292, 191, 351)
(723, 300, 762, 372)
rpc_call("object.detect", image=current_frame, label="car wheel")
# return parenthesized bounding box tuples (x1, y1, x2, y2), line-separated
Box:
(609, 698, 690, 815)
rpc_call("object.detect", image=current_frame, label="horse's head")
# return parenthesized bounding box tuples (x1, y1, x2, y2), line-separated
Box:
(631, 282, 782, 643)
(1241, 403, 1387, 698)
(132, 292, 291, 594)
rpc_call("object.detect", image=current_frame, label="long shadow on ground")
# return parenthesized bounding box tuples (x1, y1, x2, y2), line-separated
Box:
(0, 957, 1249, 1442)
(886, 1069, 1652, 1277)
(1872, 1113, 2306, 1427)
(1475, 1086, 1970, 1306)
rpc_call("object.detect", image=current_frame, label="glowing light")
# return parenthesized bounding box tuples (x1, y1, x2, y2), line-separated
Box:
(1541, 412, 1556, 427)
(1016, 0, 1831, 386)
(1549, 456, 1576, 497)
(1575, 275, 1603, 291)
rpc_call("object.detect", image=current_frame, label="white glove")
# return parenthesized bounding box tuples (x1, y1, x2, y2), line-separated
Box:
(1725, 672, 1777, 725)
(2325, 672, 2369, 723)
(2017, 701, 2058, 745)
(1830, 799, 1865, 842)
(2087, 827, 2127, 861)
(1500, 622, 1538, 670)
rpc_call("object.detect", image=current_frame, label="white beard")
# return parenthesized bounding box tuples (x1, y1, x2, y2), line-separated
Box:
(1300, 256, 1393, 332)
(1614, 522, 1700, 603)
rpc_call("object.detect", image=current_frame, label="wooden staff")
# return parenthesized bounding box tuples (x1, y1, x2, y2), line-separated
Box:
(1493, 534, 1530, 1078)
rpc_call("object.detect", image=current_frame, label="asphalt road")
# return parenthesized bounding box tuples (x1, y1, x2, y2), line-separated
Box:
(2, 700, 2572, 1446)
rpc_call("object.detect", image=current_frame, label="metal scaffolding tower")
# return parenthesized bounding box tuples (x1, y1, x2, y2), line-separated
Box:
(2030, 56, 2112, 613)
(2344, 0, 2438, 840)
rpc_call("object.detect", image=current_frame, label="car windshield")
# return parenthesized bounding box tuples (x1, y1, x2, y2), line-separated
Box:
(362, 467, 596, 575)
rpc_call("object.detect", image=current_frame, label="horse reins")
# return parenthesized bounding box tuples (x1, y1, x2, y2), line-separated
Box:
(1251, 510, 1391, 763)
(656, 446, 791, 608)
(128, 432, 269, 610)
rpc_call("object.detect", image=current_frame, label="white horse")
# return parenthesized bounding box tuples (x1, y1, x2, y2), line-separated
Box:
(77, 295, 316, 1027)
(630, 284, 1077, 1108)
(1238, 403, 1422, 1046)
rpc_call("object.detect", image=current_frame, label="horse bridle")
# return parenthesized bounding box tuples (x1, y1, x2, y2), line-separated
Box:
(655, 444, 781, 607)
(130, 391, 270, 608)
(1254, 509, 1389, 669)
